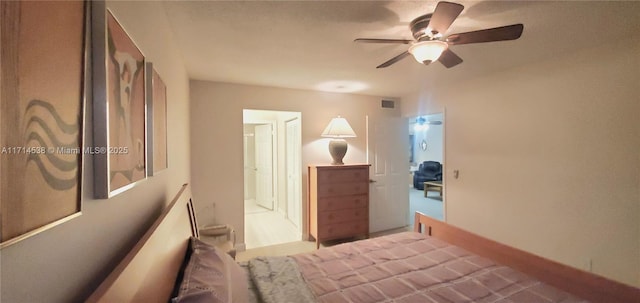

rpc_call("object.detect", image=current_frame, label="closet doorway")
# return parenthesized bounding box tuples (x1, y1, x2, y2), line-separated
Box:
(243, 109, 302, 249)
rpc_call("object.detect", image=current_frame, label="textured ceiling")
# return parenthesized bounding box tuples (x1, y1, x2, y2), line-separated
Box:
(163, 1, 640, 98)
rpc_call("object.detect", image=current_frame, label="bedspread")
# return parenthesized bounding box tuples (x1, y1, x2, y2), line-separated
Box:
(291, 232, 588, 303)
(245, 256, 316, 303)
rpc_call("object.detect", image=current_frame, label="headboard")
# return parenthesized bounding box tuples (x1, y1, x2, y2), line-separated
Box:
(86, 184, 195, 303)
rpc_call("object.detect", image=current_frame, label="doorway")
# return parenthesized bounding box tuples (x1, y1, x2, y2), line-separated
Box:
(243, 109, 302, 249)
(408, 113, 445, 225)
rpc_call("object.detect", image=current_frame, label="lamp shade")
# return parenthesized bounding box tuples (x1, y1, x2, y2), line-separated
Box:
(321, 116, 356, 138)
(408, 40, 448, 64)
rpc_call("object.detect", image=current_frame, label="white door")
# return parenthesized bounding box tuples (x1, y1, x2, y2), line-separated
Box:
(243, 132, 256, 200)
(285, 118, 301, 229)
(255, 124, 274, 210)
(367, 116, 410, 232)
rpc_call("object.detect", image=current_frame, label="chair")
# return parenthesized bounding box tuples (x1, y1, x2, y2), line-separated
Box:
(413, 161, 442, 190)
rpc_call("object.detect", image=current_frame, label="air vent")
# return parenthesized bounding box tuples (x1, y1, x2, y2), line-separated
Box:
(381, 100, 395, 109)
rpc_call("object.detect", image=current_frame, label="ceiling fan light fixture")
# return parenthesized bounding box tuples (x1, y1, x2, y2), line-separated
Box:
(408, 40, 448, 65)
(354, 1, 524, 69)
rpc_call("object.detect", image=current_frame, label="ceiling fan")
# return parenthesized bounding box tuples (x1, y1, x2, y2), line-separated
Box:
(354, 1, 524, 69)
(413, 116, 441, 131)
(416, 117, 442, 125)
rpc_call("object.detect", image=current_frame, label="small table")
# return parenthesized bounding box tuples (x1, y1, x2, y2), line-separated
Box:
(423, 181, 443, 197)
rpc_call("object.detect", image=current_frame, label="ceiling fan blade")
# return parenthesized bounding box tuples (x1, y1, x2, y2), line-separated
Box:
(354, 38, 413, 44)
(446, 24, 524, 45)
(438, 49, 463, 68)
(426, 1, 464, 35)
(376, 51, 410, 68)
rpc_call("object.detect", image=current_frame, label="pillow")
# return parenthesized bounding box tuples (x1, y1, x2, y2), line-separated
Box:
(172, 237, 248, 303)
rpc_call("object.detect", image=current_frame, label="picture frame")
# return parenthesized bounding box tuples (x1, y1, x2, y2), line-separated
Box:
(145, 62, 168, 176)
(92, 4, 147, 198)
(0, 0, 88, 248)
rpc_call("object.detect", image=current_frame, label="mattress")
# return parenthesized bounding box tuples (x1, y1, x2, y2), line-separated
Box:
(244, 232, 589, 302)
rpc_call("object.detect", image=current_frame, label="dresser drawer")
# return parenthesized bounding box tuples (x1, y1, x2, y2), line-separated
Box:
(318, 220, 368, 239)
(318, 195, 367, 212)
(318, 207, 367, 225)
(317, 182, 368, 197)
(317, 168, 368, 184)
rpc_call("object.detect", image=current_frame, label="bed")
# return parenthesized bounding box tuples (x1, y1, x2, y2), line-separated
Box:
(86, 184, 640, 302)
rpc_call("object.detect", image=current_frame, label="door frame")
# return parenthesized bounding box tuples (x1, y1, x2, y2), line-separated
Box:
(442, 108, 447, 221)
(284, 117, 302, 231)
(242, 109, 304, 247)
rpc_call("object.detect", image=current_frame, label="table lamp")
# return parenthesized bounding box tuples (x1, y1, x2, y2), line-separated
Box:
(321, 116, 356, 165)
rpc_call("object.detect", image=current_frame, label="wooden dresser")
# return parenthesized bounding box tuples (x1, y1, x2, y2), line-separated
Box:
(308, 164, 370, 249)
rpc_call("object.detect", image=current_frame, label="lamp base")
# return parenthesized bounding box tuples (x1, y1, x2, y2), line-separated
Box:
(328, 139, 348, 165)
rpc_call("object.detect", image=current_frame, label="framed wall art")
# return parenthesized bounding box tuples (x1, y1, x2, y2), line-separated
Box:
(92, 4, 147, 198)
(145, 62, 168, 176)
(0, 0, 88, 247)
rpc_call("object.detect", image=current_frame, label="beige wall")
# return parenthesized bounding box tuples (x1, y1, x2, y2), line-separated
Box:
(190, 81, 400, 246)
(402, 37, 640, 286)
(0, 2, 191, 302)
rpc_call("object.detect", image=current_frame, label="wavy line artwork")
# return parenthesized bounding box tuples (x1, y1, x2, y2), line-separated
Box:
(1, 0, 84, 245)
(23, 99, 80, 191)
